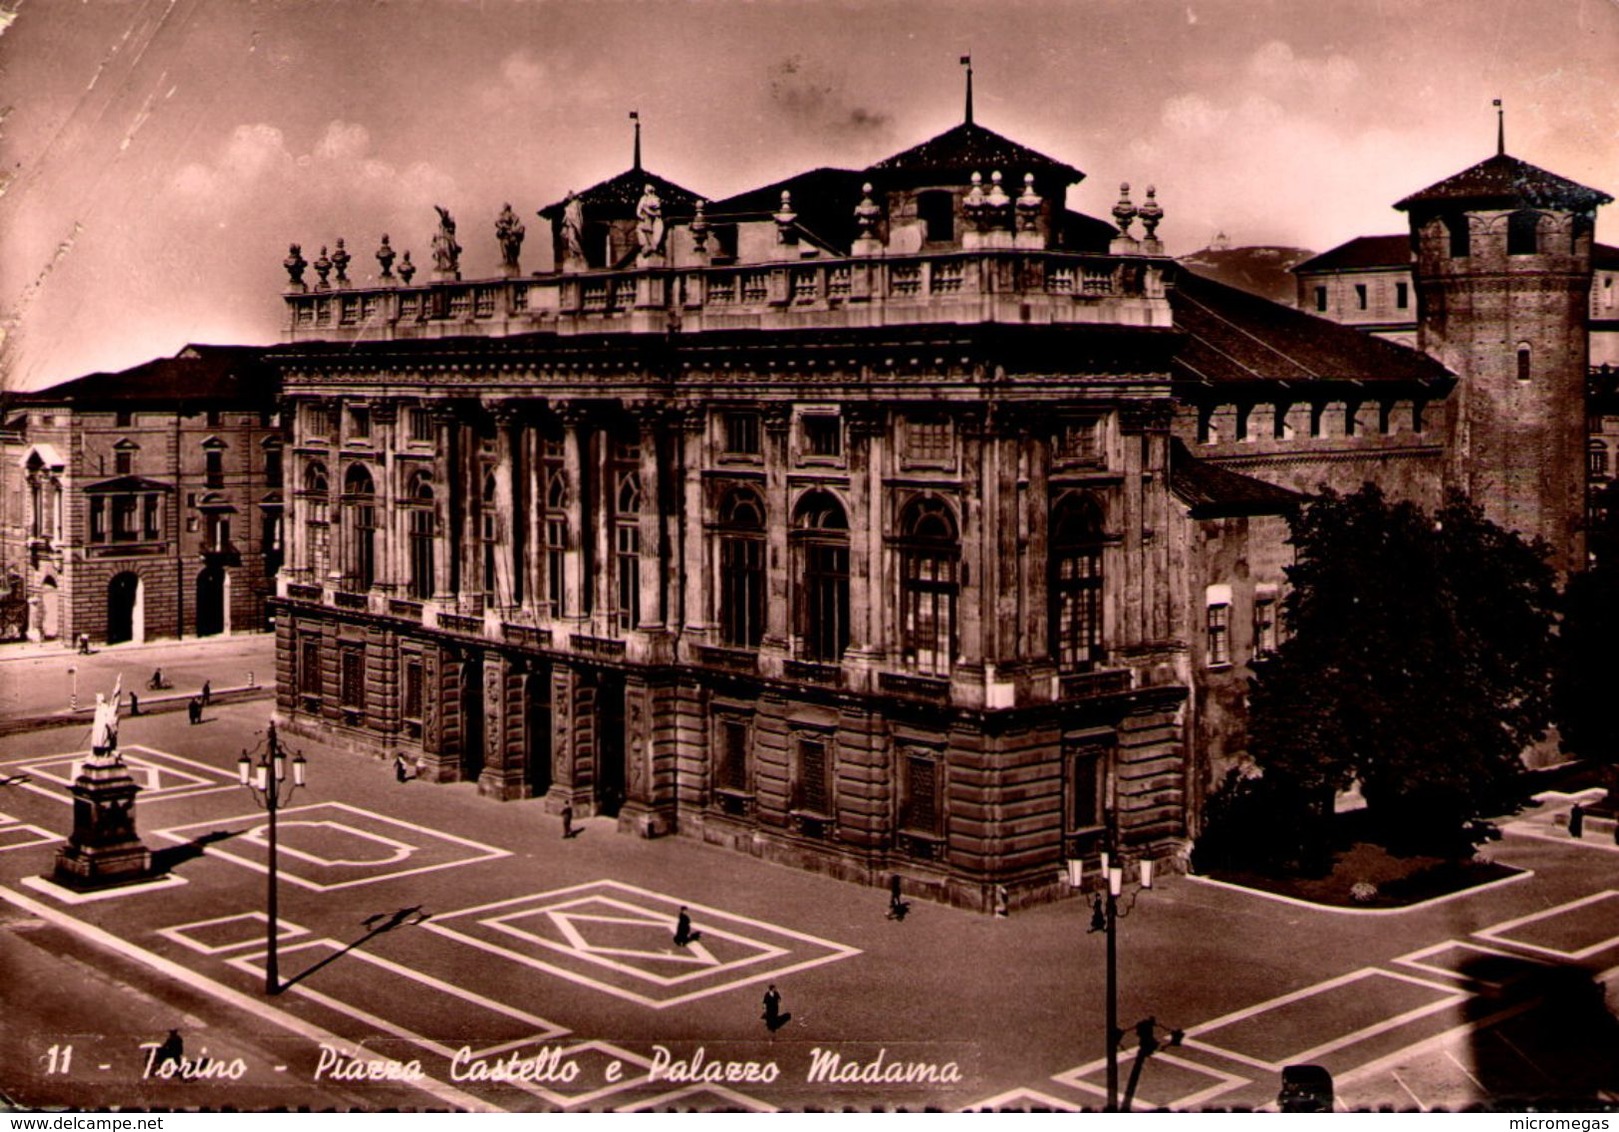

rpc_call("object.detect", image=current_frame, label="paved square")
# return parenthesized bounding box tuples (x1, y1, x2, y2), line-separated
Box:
(1475, 891, 1619, 960)
(153, 801, 510, 890)
(1181, 968, 1465, 1073)
(1393, 940, 1550, 990)
(426, 880, 859, 1009)
(1053, 1050, 1249, 1110)
(3, 746, 238, 805)
(158, 911, 310, 954)
(0, 822, 60, 852)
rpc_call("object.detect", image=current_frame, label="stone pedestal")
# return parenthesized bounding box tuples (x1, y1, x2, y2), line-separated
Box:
(52, 754, 151, 890)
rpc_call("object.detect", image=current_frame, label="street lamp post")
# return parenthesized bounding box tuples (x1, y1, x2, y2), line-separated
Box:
(237, 721, 306, 996)
(1068, 835, 1155, 1113)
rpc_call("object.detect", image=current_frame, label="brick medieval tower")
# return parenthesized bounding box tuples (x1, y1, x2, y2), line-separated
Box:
(1395, 122, 1611, 575)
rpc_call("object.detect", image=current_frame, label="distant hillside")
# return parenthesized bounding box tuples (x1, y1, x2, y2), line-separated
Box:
(1178, 245, 1316, 307)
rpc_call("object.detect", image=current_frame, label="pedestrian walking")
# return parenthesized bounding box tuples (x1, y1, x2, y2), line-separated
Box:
(1570, 803, 1586, 839)
(394, 752, 412, 783)
(201, 680, 212, 709)
(887, 874, 909, 921)
(187, 696, 201, 725)
(762, 983, 783, 1032)
(129, 692, 140, 717)
(77, 633, 91, 655)
(560, 799, 574, 840)
(154, 1028, 183, 1074)
(673, 905, 701, 947)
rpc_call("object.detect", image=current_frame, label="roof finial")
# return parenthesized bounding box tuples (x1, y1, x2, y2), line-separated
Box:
(1494, 98, 1504, 156)
(630, 109, 642, 171)
(961, 54, 974, 126)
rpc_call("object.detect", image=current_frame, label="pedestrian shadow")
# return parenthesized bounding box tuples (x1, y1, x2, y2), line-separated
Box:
(0, 772, 31, 788)
(279, 905, 431, 992)
(766, 1012, 793, 1033)
(886, 901, 912, 922)
(151, 829, 239, 875)
(563, 828, 584, 839)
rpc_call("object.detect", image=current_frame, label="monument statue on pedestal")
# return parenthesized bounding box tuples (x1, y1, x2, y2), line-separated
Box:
(54, 676, 152, 890)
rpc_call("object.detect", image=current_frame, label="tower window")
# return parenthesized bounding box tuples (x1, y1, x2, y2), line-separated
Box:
(1314, 286, 1328, 312)
(1396, 281, 1409, 309)
(1507, 210, 1541, 256)
(1354, 283, 1368, 311)
(1517, 343, 1532, 383)
(1446, 215, 1470, 258)
(917, 190, 954, 244)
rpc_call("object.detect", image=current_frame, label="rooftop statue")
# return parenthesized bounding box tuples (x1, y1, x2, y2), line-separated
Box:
(561, 191, 586, 263)
(431, 205, 462, 276)
(496, 203, 526, 271)
(636, 184, 665, 258)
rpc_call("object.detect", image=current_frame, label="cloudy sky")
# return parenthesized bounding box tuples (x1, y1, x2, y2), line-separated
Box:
(2, 0, 1616, 390)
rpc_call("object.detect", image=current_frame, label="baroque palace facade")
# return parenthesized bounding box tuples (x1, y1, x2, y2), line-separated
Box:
(266, 106, 1607, 910)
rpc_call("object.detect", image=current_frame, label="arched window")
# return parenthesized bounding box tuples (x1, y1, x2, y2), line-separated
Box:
(1517, 342, 1532, 383)
(898, 496, 959, 676)
(343, 464, 376, 589)
(1050, 494, 1106, 671)
(407, 471, 435, 600)
(718, 487, 767, 649)
(1507, 210, 1541, 256)
(616, 471, 642, 630)
(303, 461, 330, 576)
(545, 464, 568, 615)
(794, 491, 850, 662)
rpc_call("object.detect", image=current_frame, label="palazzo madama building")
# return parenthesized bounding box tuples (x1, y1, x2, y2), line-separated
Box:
(266, 104, 1606, 910)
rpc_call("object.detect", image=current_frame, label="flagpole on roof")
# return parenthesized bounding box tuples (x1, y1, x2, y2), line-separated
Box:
(1494, 99, 1504, 156)
(961, 55, 974, 125)
(631, 110, 642, 172)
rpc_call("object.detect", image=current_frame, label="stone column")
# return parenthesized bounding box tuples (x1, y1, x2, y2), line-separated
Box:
(592, 414, 615, 629)
(678, 407, 708, 639)
(478, 650, 527, 800)
(372, 401, 400, 592)
(762, 404, 792, 650)
(558, 402, 588, 623)
(635, 405, 665, 629)
(844, 404, 884, 657)
(490, 401, 519, 613)
(958, 404, 988, 671)
(523, 415, 544, 616)
(430, 408, 457, 599)
(616, 675, 676, 837)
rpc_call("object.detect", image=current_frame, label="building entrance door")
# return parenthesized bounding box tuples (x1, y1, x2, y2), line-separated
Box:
(107, 572, 142, 645)
(594, 674, 626, 817)
(196, 566, 226, 637)
(460, 654, 484, 783)
(525, 668, 552, 798)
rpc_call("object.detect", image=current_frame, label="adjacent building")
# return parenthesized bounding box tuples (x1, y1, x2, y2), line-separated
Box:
(0, 346, 285, 646)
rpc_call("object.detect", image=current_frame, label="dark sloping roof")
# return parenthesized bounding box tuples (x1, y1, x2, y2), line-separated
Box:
(1170, 271, 1452, 387)
(1395, 153, 1612, 214)
(1169, 437, 1301, 518)
(1594, 242, 1619, 270)
(1293, 235, 1411, 274)
(82, 475, 174, 494)
(867, 121, 1082, 183)
(539, 168, 705, 221)
(708, 167, 870, 253)
(1059, 209, 1118, 254)
(16, 345, 276, 407)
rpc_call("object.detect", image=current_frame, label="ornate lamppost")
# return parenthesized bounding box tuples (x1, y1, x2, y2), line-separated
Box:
(1068, 833, 1156, 1112)
(237, 721, 306, 996)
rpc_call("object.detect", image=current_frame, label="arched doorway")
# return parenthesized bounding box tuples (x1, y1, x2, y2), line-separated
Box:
(107, 572, 143, 645)
(196, 566, 226, 637)
(39, 576, 60, 641)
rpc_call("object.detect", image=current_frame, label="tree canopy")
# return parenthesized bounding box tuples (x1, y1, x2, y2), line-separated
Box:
(1247, 486, 1557, 857)
(1554, 480, 1619, 769)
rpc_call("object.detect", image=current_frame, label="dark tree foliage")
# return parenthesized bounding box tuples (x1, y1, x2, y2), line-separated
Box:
(1247, 486, 1556, 859)
(1555, 480, 1619, 771)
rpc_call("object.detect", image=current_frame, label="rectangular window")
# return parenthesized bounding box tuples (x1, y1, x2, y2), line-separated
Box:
(803, 414, 842, 458)
(1254, 596, 1278, 656)
(340, 648, 366, 710)
(900, 751, 942, 837)
(409, 408, 435, 443)
(299, 637, 322, 698)
(349, 407, 371, 440)
(717, 718, 750, 794)
(205, 450, 224, 488)
(1354, 283, 1368, 310)
(1396, 281, 1409, 309)
(264, 448, 283, 488)
(143, 495, 160, 540)
(723, 412, 761, 456)
(1067, 743, 1106, 831)
(792, 738, 830, 815)
(906, 417, 952, 464)
(546, 518, 567, 614)
(115, 450, 133, 476)
(90, 497, 107, 543)
(112, 496, 138, 541)
(616, 523, 640, 631)
(1314, 285, 1328, 312)
(402, 657, 424, 722)
(1207, 603, 1231, 666)
(1057, 418, 1102, 464)
(115, 410, 133, 428)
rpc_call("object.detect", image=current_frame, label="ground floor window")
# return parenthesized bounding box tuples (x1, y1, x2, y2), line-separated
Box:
(791, 736, 831, 816)
(899, 749, 943, 838)
(340, 647, 366, 716)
